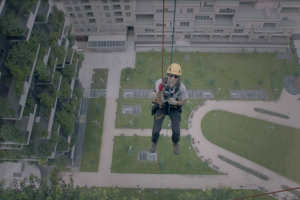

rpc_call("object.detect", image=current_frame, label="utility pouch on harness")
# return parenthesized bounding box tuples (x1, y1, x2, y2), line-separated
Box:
(151, 101, 160, 116)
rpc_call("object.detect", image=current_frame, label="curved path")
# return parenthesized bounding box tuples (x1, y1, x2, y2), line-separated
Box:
(63, 37, 300, 199)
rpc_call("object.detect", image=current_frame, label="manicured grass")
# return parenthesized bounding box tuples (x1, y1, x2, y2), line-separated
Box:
(201, 110, 300, 183)
(115, 99, 202, 129)
(120, 52, 297, 100)
(111, 136, 220, 175)
(91, 69, 108, 89)
(80, 98, 106, 172)
(80, 187, 275, 200)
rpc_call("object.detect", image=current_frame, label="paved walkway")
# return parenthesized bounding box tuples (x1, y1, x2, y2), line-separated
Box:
(62, 37, 300, 199)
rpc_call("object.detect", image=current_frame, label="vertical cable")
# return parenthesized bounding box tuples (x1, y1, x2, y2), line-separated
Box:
(162, 0, 165, 81)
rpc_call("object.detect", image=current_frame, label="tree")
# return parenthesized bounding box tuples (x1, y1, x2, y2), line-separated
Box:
(56, 138, 69, 152)
(209, 78, 216, 86)
(0, 10, 21, 36)
(0, 97, 16, 118)
(20, 143, 35, 158)
(59, 78, 71, 101)
(39, 93, 55, 111)
(55, 110, 74, 136)
(197, 67, 204, 77)
(54, 155, 70, 168)
(32, 123, 49, 138)
(35, 59, 50, 82)
(0, 125, 25, 143)
(7, 0, 37, 12)
(35, 143, 51, 158)
(137, 67, 143, 74)
(70, 135, 77, 147)
(49, 5, 65, 31)
(62, 64, 76, 82)
(233, 79, 240, 87)
(173, 47, 180, 57)
(184, 78, 191, 86)
(196, 57, 202, 67)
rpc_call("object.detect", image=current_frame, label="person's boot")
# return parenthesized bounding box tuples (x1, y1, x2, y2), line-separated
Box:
(173, 143, 180, 155)
(150, 142, 156, 153)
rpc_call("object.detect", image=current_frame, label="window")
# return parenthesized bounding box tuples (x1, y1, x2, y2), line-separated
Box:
(98, 41, 106, 46)
(180, 22, 190, 26)
(170, 22, 172, 26)
(184, 35, 191, 38)
(145, 29, 154, 32)
(239, 2, 254, 5)
(214, 29, 223, 33)
(77, 13, 83, 18)
(204, 2, 213, 7)
(113, 5, 121, 10)
(81, 0, 89, 3)
(103, 6, 109, 10)
(220, 8, 236, 13)
(67, 7, 73, 11)
(75, 6, 81, 11)
(126, 12, 131, 17)
(157, 35, 165, 38)
(116, 41, 125, 46)
(195, 15, 211, 20)
(102, 0, 107, 3)
(125, 5, 130, 10)
(80, 19, 86, 24)
(100, 25, 106, 29)
(263, 23, 276, 27)
(73, 20, 79, 24)
(84, 5, 92, 10)
(114, 12, 122, 16)
(107, 19, 112, 23)
(187, 8, 193, 13)
(116, 18, 123, 23)
(156, 8, 171, 13)
(180, 8, 182, 13)
(127, 20, 133, 23)
(88, 41, 97, 47)
(72, 1, 78, 4)
(86, 12, 94, 17)
(89, 19, 96, 23)
(259, 36, 265, 38)
(282, 17, 288, 20)
(64, 1, 71, 5)
(111, 0, 119, 2)
(105, 12, 111, 17)
(70, 13, 76, 18)
(234, 29, 243, 33)
(156, 23, 166, 26)
(107, 41, 116, 46)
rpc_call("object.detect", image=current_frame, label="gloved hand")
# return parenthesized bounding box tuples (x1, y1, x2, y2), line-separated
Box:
(167, 98, 177, 105)
(158, 83, 165, 91)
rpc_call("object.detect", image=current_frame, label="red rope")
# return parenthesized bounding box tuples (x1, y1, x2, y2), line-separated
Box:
(161, 0, 164, 81)
(233, 187, 300, 200)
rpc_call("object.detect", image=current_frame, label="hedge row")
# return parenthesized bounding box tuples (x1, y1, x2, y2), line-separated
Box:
(218, 155, 269, 181)
(254, 108, 289, 119)
(281, 185, 300, 198)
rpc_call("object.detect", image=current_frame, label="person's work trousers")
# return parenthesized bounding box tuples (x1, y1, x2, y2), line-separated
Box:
(151, 106, 181, 144)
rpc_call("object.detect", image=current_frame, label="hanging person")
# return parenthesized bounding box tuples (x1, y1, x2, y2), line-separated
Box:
(150, 63, 189, 155)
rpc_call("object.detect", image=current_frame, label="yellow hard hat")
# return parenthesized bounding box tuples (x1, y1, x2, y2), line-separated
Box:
(167, 63, 181, 76)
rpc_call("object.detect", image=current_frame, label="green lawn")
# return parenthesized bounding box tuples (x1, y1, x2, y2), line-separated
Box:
(80, 98, 106, 172)
(120, 52, 297, 100)
(80, 187, 275, 200)
(201, 110, 300, 183)
(115, 99, 202, 129)
(91, 69, 108, 89)
(111, 136, 220, 175)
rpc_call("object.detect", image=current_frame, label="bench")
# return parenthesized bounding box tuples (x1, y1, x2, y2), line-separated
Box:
(212, 165, 219, 170)
(194, 147, 199, 153)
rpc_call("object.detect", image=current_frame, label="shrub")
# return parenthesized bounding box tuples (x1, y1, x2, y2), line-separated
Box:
(147, 77, 154, 85)
(159, 160, 165, 167)
(218, 155, 269, 181)
(136, 57, 144, 66)
(186, 160, 193, 168)
(91, 146, 98, 152)
(258, 79, 264, 85)
(35, 14, 46, 22)
(0, 97, 16, 118)
(197, 67, 204, 77)
(91, 131, 99, 139)
(233, 79, 240, 87)
(209, 78, 216, 86)
(32, 123, 49, 138)
(124, 67, 132, 75)
(95, 104, 102, 113)
(134, 133, 138, 140)
(196, 57, 201, 66)
(0, 125, 25, 143)
(54, 155, 69, 168)
(0, 10, 20, 36)
(137, 67, 143, 74)
(254, 108, 289, 119)
(36, 143, 51, 158)
(184, 78, 191, 86)
(39, 93, 55, 111)
(70, 135, 77, 147)
(281, 185, 300, 198)
(159, 134, 165, 143)
(55, 111, 74, 136)
(56, 138, 69, 152)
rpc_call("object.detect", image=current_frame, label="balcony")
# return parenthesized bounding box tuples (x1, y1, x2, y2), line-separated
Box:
(278, 20, 296, 28)
(0, 104, 37, 147)
(191, 35, 210, 42)
(194, 19, 214, 26)
(135, 0, 154, 14)
(215, 15, 234, 26)
(135, 15, 154, 27)
(154, 0, 199, 6)
(154, 13, 194, 21)
(280, 8, 299, 14)
(212, 35, 230, 42)
(175, 26, 194, 31)
(216, 1, 239, 6)
(36, 0, 52, 22)
(3, 44, 40, 120)
(237, 6, 280, 20)
(254, 27, 282, 33)
(280, 1, 300, 8)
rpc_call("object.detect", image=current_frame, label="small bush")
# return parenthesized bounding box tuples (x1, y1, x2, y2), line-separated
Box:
(184, 78, 191, 86)
(124, 67, 132, 75)
(196, 57, 201, 66)
(136, 57, 144, 66)
(197, 67, 204, 77)
(147, 77, 154, 85)
(209, 78, 216, 86)
(91, 131, 99, 139)
(137, 67, 143, 74)
(186, 160, 193, 168)
(134, 133, 138, 140)
(95, 104, 102, 113)
(233, 79, 240, 87)
(254, 108, 289, 119)
(258, 79, 264, 85)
